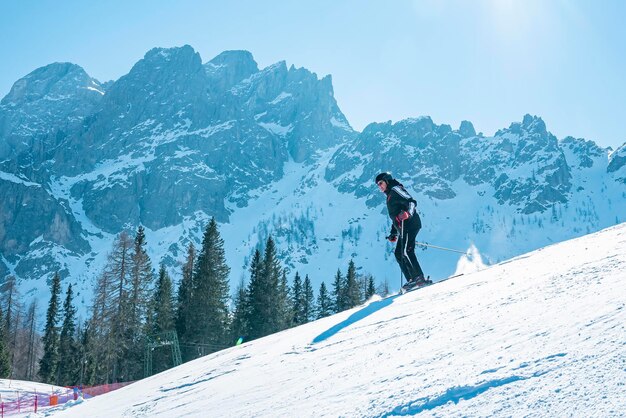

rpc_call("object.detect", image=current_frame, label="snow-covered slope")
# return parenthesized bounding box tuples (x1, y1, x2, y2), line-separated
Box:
(0, 378, 66, 400)
(49, 223, 626, 417)
(0, 378, 69, 415)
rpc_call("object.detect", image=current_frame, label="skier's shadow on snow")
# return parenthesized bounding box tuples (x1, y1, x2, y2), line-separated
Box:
(312, 295, 397, 344)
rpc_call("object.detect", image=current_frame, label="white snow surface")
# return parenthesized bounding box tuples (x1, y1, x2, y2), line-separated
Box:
(47, 223, 626, 417)
(269, 92, 292, 105)
(258, 121, 293, 137)
(330, 116, 352, 131)
(0, 378, 66, 401)
(0, 170, 41, 187)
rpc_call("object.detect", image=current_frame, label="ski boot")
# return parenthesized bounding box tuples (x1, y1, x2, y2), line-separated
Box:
(401, 275, 431, 293)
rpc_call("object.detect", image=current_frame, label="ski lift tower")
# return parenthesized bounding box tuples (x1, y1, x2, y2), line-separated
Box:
(144, 330, 183, 377)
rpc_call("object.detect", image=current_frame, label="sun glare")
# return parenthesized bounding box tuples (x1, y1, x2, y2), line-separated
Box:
(484, 0, 549, 43)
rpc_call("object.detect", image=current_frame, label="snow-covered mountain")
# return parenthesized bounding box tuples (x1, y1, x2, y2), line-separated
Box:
(46, 223, 626, 417)
(1, 45, 625, 314)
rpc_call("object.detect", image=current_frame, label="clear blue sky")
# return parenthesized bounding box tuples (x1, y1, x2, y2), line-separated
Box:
(2, 0, 625, 148)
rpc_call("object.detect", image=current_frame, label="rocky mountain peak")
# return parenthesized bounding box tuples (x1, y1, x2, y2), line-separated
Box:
(607, 143, 626, 181)
(117, 45, 203, 88)
(522, 114, 547, 136)
(496, 114, 547, 139)
(458, 120, 476, 138)
(403, 116, 436, 131)
(319, 74, 333, 92)
(328, 113, 579, 213)
(206, 50, 258, 73)
(142, 45, 201, 67)
(34, 45, 356, 235)
(205, 50, 259, 92)
(99, 45, 207, 125)
(0, 62, 104, 162)
(112, 45, 204, 95)
(561, 136, 606, 168)
(1, 62, 102, 106)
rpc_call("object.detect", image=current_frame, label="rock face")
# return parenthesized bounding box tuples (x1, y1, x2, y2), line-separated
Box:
(607, 144, 626, 183)
(0, 63, 99, 268)
(0, 46, 355, 279)
(46, 46, 355, 233)
(0, 62, 105, 175)
(0, 45, 625, 308)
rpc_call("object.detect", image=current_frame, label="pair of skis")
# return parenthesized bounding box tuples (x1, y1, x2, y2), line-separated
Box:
(399, 273, 464, 294)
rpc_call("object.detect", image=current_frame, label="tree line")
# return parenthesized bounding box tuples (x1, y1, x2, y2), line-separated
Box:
(0, 218, 386, 386)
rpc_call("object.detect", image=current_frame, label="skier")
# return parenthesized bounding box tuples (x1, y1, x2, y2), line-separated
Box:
(375, 172, 430, 290)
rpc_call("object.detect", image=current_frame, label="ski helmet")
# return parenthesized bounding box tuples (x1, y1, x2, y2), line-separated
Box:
(375, 172, 393, 184)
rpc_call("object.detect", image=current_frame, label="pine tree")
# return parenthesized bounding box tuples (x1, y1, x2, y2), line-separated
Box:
(128, 226, 154, 326)
(332, 269, 346, 313)
(150, 264, 175, 334)
(365, 275, 376, 300)
(316, 282, 333, 319)
(358, 274, 368, 299)
(292, 272, 304, 325)
(110, 231, 134, 382)
(378, 279, 391, 298)
(89, 231, 133, 383)
(229, 278, 249, 344)
(261, 237, 281, 334)
(185, 218, 231, 358)
(302, 275, 315, 323)
(78, 323, 97, 386)
(175, 243, 195, 361)
(89, 272, 111, 383)
(119, 226, 154, 380)
(245, 236, 284, 340)
(39, 271, 61, 382)
(0, 308, 11, 378)
(1, 275, 22, 374)
(58, 284, 79, 386)
(24, 300, 38, 381)
(345, 260, 362, 309)
(1, 275, 18, 334)
(245, 249, 265, 340)
(276, 271, 292, 331)
(77, 322, 100, 386)
(8, 306, 23, 377)
(148, 264, 175, 373)
(114, 231, 136, 382)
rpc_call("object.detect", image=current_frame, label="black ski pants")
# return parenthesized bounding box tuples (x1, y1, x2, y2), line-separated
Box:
(395, 219, 424, 282)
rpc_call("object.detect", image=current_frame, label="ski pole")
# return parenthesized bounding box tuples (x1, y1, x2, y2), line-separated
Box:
(416, 242, 468, 255)
(400, 219, 404, 288)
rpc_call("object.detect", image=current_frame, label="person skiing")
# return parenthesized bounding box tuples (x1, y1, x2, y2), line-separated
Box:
(375, 172, 430, 289)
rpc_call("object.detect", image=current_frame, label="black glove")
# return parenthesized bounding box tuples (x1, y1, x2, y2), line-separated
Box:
(387, 234, 398, 243)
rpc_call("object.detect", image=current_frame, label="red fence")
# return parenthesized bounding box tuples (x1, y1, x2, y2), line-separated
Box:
(0, 381, 135, 416)
(81, 382, 135, 398)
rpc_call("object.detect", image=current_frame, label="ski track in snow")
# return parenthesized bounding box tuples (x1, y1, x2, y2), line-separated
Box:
(40, 223, 626, 418)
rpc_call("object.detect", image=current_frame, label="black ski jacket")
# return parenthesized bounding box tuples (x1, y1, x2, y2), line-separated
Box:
(385, 181, 421, 236)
